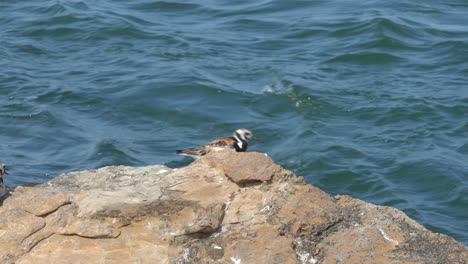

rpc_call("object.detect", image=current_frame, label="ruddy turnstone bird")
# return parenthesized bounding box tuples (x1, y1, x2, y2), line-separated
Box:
(0, 163, 8, 198)
(176, 128, 257, 159)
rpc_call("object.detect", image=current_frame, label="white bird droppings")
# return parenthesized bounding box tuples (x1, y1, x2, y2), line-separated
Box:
(379, 227, 399, 245)
(230, 257, 241, 264)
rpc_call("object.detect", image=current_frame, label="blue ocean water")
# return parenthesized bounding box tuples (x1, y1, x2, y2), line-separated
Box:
(1, 0, 467, 244)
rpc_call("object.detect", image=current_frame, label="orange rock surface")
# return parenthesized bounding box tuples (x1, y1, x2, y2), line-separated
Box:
(0, 151, 466, 263)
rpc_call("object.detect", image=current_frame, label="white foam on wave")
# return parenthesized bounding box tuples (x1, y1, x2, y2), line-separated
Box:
(262, 80, 292, 95)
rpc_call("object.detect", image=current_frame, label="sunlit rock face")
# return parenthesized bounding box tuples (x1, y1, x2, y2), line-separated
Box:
(0, 150, 466, 264)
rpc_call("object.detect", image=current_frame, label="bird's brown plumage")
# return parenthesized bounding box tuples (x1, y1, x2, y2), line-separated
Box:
(176, 136, 237, 157)
(176, 128, 256, 159)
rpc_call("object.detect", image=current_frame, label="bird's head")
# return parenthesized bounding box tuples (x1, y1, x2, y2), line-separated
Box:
(234, 128, 258, 141)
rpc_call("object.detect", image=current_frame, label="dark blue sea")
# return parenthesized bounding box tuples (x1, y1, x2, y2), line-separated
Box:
(1, 0, 467, 245)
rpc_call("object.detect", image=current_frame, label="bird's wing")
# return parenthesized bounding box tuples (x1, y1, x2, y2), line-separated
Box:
(176, 136, 236, 156)
(205, 136, 236, 148)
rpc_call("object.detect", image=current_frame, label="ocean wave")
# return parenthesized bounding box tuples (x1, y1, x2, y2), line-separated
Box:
(129, 1, 201, 12)
(86, 139, 141, 168)
(325, 52, 403, 64)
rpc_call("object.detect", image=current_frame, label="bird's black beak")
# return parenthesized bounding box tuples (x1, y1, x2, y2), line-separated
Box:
(251, 136, 258, 141)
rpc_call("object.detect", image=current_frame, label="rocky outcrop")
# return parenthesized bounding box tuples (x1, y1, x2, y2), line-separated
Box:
(0, 150, 466, 264)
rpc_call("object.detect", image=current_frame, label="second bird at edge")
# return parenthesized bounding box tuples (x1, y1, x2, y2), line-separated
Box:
(0, 163, 8, 198)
